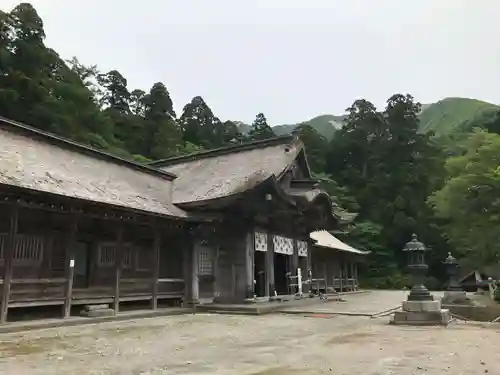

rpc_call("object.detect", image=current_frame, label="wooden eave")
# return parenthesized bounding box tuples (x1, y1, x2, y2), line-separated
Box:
(0, 183, 218, 224)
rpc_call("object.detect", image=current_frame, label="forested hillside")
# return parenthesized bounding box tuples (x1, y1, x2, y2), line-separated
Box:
(236, 98, 499, 140)
(2, 3, 500, 287)
(418, 97, 499, 136)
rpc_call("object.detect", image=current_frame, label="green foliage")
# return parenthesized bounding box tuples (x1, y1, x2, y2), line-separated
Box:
(419, 97, 499, 136)
(324, 94, 451, 283)
(248, 112, 275, 141)
(237, 98, 498, 142)
(292, 123, 328, 173)
(0, 3, 244, 161)
(430, 130, 500, 266)
(494, 285, 500, 303)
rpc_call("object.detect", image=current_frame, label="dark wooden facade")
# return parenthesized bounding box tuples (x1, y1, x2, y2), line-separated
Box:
(0, 188, 189, 322)
(0, 116, 200, 323)
(151, 136, 344, 304)
(0, 118, 362, 322)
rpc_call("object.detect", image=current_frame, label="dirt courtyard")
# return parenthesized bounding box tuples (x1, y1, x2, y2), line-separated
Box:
(0, 311, 497, 375)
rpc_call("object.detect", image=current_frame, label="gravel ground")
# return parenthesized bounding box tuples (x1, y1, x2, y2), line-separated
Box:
(0, 311, 498, 375)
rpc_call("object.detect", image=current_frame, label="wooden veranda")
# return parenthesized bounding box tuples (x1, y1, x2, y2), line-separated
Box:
(0, 187, 189, 323)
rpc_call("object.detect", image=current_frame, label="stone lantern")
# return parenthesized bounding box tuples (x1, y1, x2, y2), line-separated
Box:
(391, 233, 451, 326)
(442, 252, 466, 302)
(403, 233, 433, 302)
(443, 252, 462, 291)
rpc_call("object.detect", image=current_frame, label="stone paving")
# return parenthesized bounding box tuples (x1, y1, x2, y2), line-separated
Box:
(0, 290, 495, 375)
(281, 290, 444, 316)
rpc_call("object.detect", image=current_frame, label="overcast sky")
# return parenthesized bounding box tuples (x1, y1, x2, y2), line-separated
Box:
(2, 0, 499, 124)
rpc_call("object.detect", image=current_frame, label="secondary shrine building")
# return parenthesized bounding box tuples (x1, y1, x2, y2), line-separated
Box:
(0, 116, 367, 323)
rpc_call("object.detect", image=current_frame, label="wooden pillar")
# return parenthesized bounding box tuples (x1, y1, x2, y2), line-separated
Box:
(113, 224, 124, 314)
(151, 228, 161, 310)
(63, 217, 78, 318)
(182, 232, 193, 305)
(305, 242, 312, 294)
(191, 242, 199, 304)
(323, 256, 328, 293)
(354, 262, 359, 290)
(266, 233, 275, 297)
(0, 205, 18, 324)
(343, 257, 349, 291)
(245, 232, 254, 299)
(292, 239, 299, 276)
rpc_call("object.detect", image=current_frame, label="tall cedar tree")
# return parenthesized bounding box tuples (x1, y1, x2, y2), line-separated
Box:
(248, 112, 276, 140)
(327, 95, 446, 281)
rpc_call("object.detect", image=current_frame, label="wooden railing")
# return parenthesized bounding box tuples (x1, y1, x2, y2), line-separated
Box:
(0, 278, 66, 285)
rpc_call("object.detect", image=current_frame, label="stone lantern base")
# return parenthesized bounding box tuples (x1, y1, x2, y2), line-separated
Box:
(441, 290, 468, 305)
(391, 299, 451, 326)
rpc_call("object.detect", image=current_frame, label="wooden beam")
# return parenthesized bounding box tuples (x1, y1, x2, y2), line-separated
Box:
(113, 224, 124, 314)
(151, 229, 161, 310)
(63, 217, 78, 318)
(0, 205, 19, 324)
(0, 278, 66, 285)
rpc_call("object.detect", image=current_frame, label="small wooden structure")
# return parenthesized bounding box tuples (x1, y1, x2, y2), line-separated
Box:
(459, 269, 500, 293)
(0, 117, 206, 323)
(150, 136, 345, 303)
(309, 230, 370, 293)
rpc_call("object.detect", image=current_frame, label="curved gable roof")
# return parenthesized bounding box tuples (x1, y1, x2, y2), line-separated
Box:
(149, 136, 305, 205)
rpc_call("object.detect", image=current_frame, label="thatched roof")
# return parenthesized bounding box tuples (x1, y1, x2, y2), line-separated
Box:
(0, 117, 188, 218)
(150, 136, 311, 206)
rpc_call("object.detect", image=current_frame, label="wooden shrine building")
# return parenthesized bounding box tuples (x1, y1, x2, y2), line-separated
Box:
(0, 116, 364, 324)
(149, 135, 345, 303)
(0, 116, 210, 323)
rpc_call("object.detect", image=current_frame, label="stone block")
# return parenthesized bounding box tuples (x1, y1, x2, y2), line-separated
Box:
(83, 304, 110, 312)
(402, 300, 441, 312)
(443, 290, 467, 299)
(80, 308, 115, 318)
(442, 291, 469, 305)
(391, 309, 451, 326)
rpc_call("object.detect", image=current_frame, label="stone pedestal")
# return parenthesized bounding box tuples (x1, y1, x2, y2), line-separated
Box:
(391, 299, 451, 326)
(443, 290, 467, 299)
(441, 290, 470, 305)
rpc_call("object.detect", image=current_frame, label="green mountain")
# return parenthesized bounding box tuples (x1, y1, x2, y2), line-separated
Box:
(418, 97, 499, 136)
(237, 97, 499, 139)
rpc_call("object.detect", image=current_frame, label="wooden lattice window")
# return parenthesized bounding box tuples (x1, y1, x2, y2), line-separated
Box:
(122, 244, 134, 269)
(0, 234, 44, 265)
(98, 242, 116, 267)
(198, 246, 213, 276)
(98, 242, 136, 268)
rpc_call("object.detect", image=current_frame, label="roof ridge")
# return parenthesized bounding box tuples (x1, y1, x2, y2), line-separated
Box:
(148, 134, 299, 167)
(0, 116, 177, 181)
